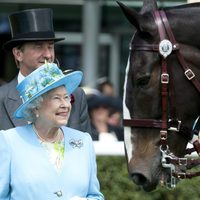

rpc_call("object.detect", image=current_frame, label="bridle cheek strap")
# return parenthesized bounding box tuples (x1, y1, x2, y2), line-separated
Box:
(154, 10, 169, 150)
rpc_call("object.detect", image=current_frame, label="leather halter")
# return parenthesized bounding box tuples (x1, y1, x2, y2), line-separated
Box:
(123, 10, 200, 185)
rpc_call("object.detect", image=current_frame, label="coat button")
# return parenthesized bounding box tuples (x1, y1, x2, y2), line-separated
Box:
(54, 190, 62, 197)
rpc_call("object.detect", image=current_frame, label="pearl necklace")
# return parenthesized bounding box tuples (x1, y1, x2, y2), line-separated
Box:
(32, 124, 61, 143)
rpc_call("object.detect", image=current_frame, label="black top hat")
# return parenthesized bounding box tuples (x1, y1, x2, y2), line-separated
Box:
(3, 8, 65, 51)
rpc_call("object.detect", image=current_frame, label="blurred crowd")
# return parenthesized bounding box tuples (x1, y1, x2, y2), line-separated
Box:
(83, 77, 124, 142)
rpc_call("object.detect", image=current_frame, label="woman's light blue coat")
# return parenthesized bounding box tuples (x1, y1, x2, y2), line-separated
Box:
(0, 124, 104, 200)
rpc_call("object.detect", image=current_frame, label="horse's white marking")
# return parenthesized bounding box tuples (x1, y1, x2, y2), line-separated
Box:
(123, 54, 133, 163)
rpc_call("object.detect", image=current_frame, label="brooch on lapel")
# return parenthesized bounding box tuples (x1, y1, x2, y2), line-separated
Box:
(69, 139, 83, 148)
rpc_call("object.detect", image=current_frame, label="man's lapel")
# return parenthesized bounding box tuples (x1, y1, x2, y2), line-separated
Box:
(4, 78, 27, 127)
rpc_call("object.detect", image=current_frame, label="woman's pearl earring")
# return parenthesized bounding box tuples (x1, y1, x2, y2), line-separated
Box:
(36, 113, 39, 118)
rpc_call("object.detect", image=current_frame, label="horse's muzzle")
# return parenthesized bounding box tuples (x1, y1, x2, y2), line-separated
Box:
(131, 172, 157, 192)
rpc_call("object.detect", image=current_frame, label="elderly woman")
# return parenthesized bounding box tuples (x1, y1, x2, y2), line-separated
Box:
(0, 63, 104, 200)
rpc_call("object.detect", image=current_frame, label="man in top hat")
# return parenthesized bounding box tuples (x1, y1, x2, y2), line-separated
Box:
(0, 8, 92, 134)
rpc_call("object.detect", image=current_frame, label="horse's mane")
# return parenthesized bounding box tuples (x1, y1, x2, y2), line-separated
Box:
(163, 2, 200, 10)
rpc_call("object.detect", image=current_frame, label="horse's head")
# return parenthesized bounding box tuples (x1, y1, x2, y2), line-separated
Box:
(118, 0, 200, 191)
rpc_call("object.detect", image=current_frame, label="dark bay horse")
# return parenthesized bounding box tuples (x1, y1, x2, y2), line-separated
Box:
(118, 0, 200, 191)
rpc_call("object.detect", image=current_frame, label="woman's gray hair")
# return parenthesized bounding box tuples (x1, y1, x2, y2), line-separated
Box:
(22, 96, 43, 122)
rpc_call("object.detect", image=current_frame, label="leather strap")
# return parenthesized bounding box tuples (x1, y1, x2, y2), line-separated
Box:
(160, 10, 200, 92)
(123, 119, 162, 128)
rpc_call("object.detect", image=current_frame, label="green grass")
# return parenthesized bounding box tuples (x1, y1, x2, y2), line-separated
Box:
(97, 156, 200, 200)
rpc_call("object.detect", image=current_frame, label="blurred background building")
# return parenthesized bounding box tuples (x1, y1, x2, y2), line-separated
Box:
(0, 0, 189, 96)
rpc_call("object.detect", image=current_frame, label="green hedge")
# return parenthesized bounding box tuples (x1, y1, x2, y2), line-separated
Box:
(97, 156, 200, 200)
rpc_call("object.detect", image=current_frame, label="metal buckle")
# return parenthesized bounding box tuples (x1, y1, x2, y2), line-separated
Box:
(168, 119, 181, 132)
(160, 130, 167, 140)
(169, 168, 177, 188)
(184, 69, 195, 80)
(160, 149, 177, 188)
(161, 73, 169, 84)
(178, 158, 187, 166)
(176, 172, 186, 179)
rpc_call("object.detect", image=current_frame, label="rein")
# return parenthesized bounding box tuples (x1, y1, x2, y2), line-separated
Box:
(123, 10, 200, 188)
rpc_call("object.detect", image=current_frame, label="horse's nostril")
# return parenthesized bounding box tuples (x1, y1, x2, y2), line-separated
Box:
(131, 173, 148, 185)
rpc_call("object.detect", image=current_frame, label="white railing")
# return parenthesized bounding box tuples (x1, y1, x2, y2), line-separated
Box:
(93, 141, 198, 157)
(93, 141, 125, 156)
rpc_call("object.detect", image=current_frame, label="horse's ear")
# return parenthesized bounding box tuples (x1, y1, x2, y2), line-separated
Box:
(140, 0, 158, 14)
(116, 1, 141, 30)
(116, 1, 156, 35)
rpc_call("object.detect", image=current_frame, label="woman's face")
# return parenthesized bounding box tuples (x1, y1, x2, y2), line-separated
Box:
(37, 86, 71, 128)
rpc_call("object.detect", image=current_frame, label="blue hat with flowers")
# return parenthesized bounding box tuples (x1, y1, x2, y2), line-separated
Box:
(14, 63, 83, 119)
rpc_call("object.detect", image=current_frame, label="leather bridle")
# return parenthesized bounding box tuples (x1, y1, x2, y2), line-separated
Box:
(123, 10, 200, 188)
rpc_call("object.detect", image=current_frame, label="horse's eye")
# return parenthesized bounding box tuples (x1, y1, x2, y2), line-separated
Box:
(136, 76, 150, 88)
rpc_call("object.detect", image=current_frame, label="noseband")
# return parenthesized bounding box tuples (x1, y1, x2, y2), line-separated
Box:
(123, 10, 200, 188)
